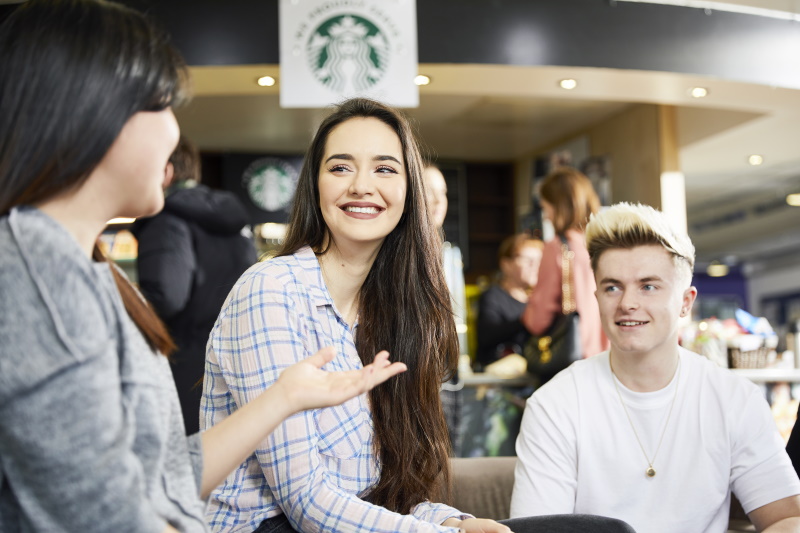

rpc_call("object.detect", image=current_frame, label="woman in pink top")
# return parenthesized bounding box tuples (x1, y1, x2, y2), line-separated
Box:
(522, 167, 609, 375)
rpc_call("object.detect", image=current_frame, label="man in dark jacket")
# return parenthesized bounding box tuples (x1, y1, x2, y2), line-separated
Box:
(132, 136, 257, 434)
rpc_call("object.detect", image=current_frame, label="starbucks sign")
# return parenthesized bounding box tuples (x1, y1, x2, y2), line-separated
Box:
(280, 0, 418, 108)
(241, 158, 299, 213)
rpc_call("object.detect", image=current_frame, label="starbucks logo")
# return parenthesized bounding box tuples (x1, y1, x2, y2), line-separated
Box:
(307, 14, 389, 94)
(242, 158, 298, 212)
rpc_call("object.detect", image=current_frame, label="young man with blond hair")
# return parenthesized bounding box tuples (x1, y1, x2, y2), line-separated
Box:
(510, 203, 800, 532)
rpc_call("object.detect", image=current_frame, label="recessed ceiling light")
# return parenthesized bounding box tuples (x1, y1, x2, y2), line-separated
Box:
(107, 217, 136, 225)
(559, 78, 577, 90)
(257, 76, 276, 87)
(748, 154, 764, 166)
(787, 194, 800, 207)
(414, 74, 431, 86)
(690, 87, 708, 98)
(707, 261, 729, 277)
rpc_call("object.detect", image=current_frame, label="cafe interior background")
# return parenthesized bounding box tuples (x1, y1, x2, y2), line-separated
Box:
(4, 0, 800, 455)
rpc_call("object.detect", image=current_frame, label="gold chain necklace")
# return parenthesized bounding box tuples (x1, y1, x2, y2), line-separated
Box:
(609, 354, 681, 478)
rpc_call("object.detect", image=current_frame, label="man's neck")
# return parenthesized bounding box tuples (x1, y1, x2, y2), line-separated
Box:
(609, 345, 681, 393)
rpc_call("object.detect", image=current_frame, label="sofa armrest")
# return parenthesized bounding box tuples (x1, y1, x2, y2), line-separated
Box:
(447, 456, 517, 521)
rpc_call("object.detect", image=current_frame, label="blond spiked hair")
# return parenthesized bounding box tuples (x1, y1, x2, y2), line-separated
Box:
(585, 203, 695, 282)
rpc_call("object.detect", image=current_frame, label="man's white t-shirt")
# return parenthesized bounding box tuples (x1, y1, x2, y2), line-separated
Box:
(510, 348, 800, 533)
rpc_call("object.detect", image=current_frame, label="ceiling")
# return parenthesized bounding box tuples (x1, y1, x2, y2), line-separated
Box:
(178, 63, 800, 269)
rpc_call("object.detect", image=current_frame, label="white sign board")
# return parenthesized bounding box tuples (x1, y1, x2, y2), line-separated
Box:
(279, 0, 418, 108)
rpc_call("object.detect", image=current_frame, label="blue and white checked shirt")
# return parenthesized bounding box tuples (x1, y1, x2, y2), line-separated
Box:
(201, 246, 470, 532)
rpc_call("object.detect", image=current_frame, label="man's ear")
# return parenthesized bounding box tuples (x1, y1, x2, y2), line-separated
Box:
(681, 286, 698, 317)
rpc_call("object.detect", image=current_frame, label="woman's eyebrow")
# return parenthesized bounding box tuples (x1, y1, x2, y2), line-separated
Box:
(324, 153, 353, 163)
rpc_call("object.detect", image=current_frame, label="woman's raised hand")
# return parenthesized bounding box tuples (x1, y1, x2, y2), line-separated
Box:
(275, 348, 406, 413)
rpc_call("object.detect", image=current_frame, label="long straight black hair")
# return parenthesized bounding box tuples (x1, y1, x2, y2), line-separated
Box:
(279, 98, 459, 513)
(0, 0, 187, 354)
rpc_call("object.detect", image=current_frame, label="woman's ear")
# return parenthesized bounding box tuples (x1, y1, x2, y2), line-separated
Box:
(163, 162, 175, 190)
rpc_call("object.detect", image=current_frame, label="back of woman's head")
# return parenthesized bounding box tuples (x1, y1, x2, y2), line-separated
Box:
(0, 0, 188, 214)
(280, 97, 429, 254)
(539, 166, 600, 234)
(0, 0, 186, 356)
(169, 136, 201, 185)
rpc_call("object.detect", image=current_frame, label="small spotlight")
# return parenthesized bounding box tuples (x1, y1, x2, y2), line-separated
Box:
(748, 154, 764, 166)
(787, 193, 800, 207)
(690, 87, 708, 98)
(414, 74, 431, 86)
(257, 76, 276, 87)
(107, 217, 136, 225)
(260, 223, 288, 240)
(559, 78, 577, 90)
(707, 261, 729, 277)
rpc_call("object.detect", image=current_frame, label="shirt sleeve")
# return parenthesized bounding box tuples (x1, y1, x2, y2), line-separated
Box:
(0, 341, 166, 533)
(730, 385, 800, 514)
(135, 214, 196, 319)
(211, 272, 463, 533)
(510, 374, 579, 517)
(186, 432, 205, 496)
(522, 240, 562, 336)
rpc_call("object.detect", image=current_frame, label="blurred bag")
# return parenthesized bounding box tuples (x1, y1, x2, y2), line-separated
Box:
(524, 235, 582, 380)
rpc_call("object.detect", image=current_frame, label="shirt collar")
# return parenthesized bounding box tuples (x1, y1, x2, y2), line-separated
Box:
(293, 245, 333, 308)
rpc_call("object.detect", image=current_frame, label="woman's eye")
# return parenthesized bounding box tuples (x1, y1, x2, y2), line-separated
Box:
(328, 164, 350, 173)
(375, 165, 398, 174)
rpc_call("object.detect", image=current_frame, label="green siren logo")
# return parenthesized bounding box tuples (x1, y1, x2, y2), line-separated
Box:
(307, 14, 389, 94)
(242, 158, 298, 212)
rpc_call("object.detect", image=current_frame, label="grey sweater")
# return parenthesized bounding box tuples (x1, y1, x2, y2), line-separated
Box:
(0, 207, 207, 532)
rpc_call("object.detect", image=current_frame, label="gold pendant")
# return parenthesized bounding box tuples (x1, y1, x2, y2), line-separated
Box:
(646, 466, 656, 477)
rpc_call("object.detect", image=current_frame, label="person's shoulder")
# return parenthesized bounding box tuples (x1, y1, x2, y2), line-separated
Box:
(246, 247, 313, 279)
(231, 246, 319, 299)
(0, 210, 114, 401)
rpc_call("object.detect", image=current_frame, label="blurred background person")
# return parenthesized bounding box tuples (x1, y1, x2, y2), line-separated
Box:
(476, 234, 544, 370)
(423, 162, 466, 456)
(522, 167, 608, 383)
(133, 135, 257, 434)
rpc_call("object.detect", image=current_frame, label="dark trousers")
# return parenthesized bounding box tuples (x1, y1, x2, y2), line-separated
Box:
(255, 513, 637, 532)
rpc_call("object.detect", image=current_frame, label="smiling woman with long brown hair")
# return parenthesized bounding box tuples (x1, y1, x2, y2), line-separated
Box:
(0, 2, 406, 532)
(200, 98, 513, 533)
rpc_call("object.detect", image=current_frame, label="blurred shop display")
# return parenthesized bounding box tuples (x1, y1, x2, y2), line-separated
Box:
(680, 308, 779, 370)
(99, 228, 138, 282)
(99, 229, 137, 261)
(680, 308, 799, 443)
(254, 222, 288, 260)
(459, 377, 535, 458)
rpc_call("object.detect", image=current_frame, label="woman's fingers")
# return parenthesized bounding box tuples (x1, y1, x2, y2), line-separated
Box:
(304, 346, 337, 368)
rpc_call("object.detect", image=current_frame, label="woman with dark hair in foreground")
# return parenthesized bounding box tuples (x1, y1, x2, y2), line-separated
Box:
(0, 2, 404, 532)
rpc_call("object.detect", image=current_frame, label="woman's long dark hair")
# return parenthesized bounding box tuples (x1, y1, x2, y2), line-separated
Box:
(279, 98, 459, 513)
(0, 0, 187, 355)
